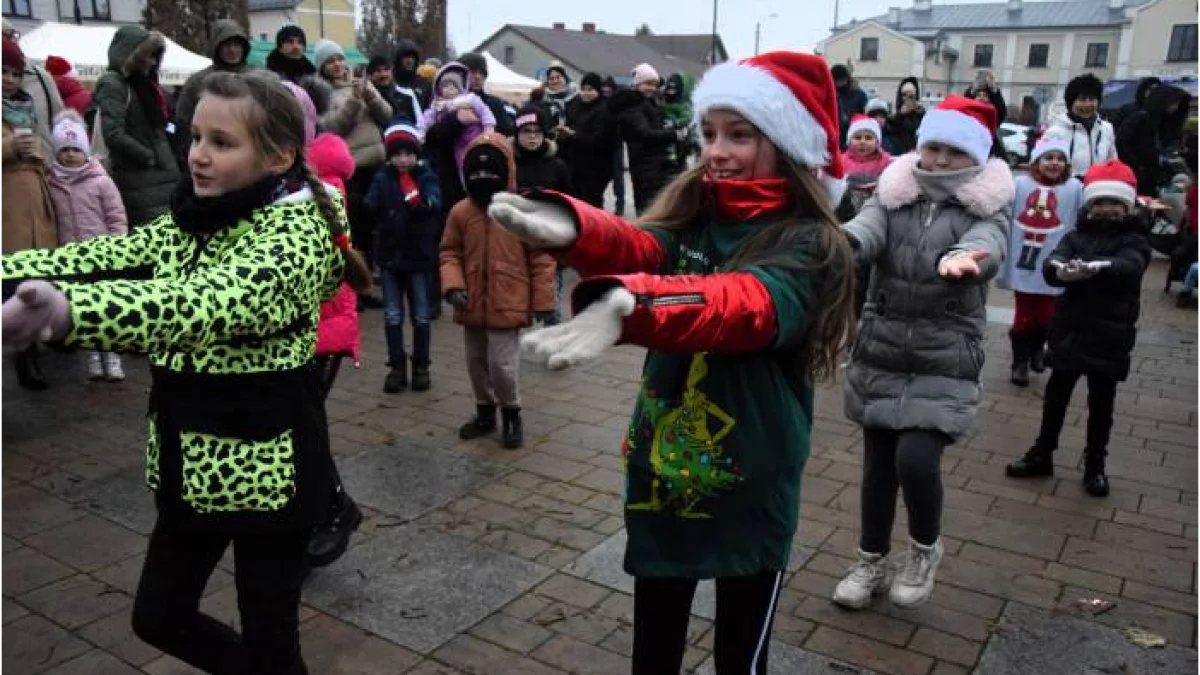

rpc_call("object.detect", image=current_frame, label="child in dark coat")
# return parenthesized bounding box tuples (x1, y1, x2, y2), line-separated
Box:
(365, 123, 442, 393)
(1006, 160, 1151, 497)
(514, 103, 572, 324)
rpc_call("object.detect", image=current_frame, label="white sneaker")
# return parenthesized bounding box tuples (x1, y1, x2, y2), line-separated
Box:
(832, 549, 890, 609)
(86, 352, 104, 380)
(889, 538, 944, 608)
(102, 353, 125, 381)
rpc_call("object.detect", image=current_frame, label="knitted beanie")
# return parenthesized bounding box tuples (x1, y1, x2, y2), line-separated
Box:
(313, 39, 345, 70)
(384, 122, 422, 157)
(2, 35, 24, 72)
(276, 24, 307, 48)
(51, 110, 89, 155)
(631, 63, 660, 87)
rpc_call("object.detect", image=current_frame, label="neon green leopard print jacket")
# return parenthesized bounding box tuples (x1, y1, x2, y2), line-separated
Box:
(3, 190, 343, 531)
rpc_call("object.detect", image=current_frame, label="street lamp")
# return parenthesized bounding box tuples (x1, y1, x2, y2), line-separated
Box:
(754, 12, 778, 56)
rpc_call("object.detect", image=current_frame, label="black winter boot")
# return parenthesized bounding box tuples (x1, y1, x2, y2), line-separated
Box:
(307, 492, 363, 567)
(410, 359, 431, 391)
(460, 404, 498, 439)
(1006, 445, 1054, 478)
(1009, 332, 1031, 386)
(383, 367, 408, 393)
(1029, 328, 1048, 373)
(501, 407, 524, 449)
(1083, 450, 1110, 497)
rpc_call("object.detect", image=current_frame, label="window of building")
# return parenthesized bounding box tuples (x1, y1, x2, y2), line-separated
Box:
(1168, 24, 1197, 62)
(77, 0, 110, 20)
(1084, 43, 1108, 68)
(503, 45, 515, 65)
(3, 0, 31, 17)
(859, 37, 879, 61)
(972, 44, 993, 68)
(1027, 43, 1049, 68)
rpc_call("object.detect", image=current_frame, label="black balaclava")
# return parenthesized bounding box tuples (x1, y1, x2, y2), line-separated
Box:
(464, 144, 509, 207)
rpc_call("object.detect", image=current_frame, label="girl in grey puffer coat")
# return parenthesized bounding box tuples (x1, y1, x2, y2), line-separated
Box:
(833, 96, 1013, 613)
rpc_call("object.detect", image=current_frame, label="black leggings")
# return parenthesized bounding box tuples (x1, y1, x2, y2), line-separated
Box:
(860, 428, 950, 555)
(131, 519, 310, 675)
(633, 570, 783, 675)
(1036, 368, 1117, 455)
(347, 167, 378, 267)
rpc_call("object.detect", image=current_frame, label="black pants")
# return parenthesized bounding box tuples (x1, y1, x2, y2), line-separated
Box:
(131, 519, 310, 675)
(347, 167, 378, 267)
(633, 570, 783, 675)
(573, 172, 609, 209)
(860, 428, 950, 555)
(1036, 368, 1117, 455)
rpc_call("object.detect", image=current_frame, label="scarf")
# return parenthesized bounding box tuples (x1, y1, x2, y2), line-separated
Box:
(913, 164, 984, 204)
(171, 171, 291, 235)
(128, 72, 167, 130)
(50, 159, 91, 182)
(701, 173, 791, 222)
(2, 92, 36, 131)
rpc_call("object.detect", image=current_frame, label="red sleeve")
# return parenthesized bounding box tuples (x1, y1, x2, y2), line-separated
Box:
(572, 272, 779, 353)
(524, 189, 667, 277)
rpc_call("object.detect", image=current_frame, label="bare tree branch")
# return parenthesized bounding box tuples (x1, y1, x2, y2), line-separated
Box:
(144, 0, 250, 56)
(357, 0, 448, 62)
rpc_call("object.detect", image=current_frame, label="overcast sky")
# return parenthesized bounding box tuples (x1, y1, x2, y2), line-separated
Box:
(447, 0, 997, 66)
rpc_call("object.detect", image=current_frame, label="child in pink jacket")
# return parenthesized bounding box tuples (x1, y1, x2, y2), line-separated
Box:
(842, 113, 894, 200)
(46, 110, 127, 381)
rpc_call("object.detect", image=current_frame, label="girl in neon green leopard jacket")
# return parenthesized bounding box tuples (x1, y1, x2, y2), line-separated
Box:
(2, 71, 371, 674)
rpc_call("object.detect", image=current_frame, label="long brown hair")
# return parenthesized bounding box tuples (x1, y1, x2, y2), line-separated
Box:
(639, 159, 858, 383)
(200, 71, 373, 292)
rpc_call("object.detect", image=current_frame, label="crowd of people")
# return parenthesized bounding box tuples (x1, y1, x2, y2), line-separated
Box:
(0, 15, 1196, 675)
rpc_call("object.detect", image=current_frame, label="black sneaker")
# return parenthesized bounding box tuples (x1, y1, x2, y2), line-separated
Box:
(459, 404, 497, 439)
(307, 496, 363, 567)
(1011, 361, 1030, 387)
(1083, 453, 1109, 497)
(1029, 349, 1046, 373)
(1006, 447, 1054, 478)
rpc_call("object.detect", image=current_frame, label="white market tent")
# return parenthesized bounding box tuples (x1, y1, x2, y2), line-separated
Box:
(19, 22, 211, 86)
(482, 51, 541, 102)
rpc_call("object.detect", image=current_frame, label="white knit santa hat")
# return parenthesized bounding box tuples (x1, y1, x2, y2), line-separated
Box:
(1029, 135, 1070, 165)
(916, 94, 997, 167)
(1082, 160, 1138, 208)
(847, 114, 881, 143)
(51, 110, 89, 156)
(691, 51, 846, 203)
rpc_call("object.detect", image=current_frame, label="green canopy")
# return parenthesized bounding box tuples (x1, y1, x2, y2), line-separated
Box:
(246, 39, 368, 68)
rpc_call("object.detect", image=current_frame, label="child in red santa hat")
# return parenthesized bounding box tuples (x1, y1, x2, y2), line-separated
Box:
(997, 134, 1083, 386)
(485, 51, 857, 673)
(1006, 160, 1150, 497)
(44, 55, 90, 117)
(837, 95, 1012, 612)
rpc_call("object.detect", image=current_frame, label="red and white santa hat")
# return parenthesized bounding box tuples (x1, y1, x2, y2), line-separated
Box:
(1082, 160, 1138, 208)
(1029, 134, 1070, 165)
(846, 114, 881, 143)
(691, 51, 846, 203)
(916, 95, 998, 167)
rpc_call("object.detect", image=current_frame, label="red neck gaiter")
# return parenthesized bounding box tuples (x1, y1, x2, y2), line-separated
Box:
(702, 173, 791, 221)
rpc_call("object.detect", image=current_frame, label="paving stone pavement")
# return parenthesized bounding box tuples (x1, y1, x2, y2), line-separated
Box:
(2, 260, 1196, 675)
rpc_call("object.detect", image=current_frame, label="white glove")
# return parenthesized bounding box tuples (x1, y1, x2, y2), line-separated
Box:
(521, 287, 635, 370)
(1052, 259, 1098, 282)
(487, 193, 577, 248)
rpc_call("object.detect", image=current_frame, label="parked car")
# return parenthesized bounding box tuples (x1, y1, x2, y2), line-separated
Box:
(998, 122, 1034, 167)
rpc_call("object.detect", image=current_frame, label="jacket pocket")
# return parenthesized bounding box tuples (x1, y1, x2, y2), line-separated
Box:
(178, 429, 296, 514)
(491, 259, 531, 312)
(958, 335, 985, 380)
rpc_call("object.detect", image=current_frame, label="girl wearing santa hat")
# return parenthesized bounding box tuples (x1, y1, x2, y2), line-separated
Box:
(837, 95, 1013, 611)
(997, 135, 1083, 386)
(1006, 160, 1151, 497)
(484, 51, 857, 674)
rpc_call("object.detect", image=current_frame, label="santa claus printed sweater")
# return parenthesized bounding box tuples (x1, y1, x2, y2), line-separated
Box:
(998, 174, 1084, 296)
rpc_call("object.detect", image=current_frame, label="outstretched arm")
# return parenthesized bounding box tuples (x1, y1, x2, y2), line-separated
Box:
(488, 191, 669, 276)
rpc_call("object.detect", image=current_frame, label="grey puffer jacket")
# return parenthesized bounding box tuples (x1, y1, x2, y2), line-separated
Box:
(843, 153, 1013, 439)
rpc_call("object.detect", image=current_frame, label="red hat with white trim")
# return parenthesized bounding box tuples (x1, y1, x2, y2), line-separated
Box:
(1082, 160, 1138, 208)
(691, 51, 846, 204)
(847, 114, 881, 143)
(917, 95, 997, 167)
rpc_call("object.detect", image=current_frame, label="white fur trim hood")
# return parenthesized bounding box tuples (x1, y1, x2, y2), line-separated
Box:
(874, 153, 1014, 217)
